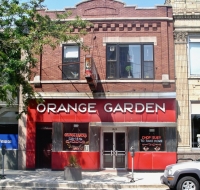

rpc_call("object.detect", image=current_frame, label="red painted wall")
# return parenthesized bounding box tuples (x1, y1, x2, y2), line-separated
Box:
(128, 152, 177, 170)
(26, 98, 176, 170)
(52, 152, 100, 170)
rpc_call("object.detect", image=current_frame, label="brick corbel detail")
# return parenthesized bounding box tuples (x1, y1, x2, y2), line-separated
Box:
(73, 22, 159, 32)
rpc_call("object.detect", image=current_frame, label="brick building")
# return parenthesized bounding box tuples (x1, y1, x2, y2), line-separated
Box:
(18, 0, 176, 170)
(167, 0, 200, 160)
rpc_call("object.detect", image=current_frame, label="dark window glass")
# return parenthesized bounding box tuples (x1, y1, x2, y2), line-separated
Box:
(0, 124, 18, 134)
(107, 45, 117, 79)
(62, 63, 80, 80)
(63, 123, 89, 151)
(139, 127, 165, 151)
(191, 114, 200, 148)
(62, 45, 80, 80)
(144, 62, 154, 79)
(144, 45, 153, 61)
(106, 44, 154, 79)
(107, 61, 117, 79)
(107, 45, 116, 61)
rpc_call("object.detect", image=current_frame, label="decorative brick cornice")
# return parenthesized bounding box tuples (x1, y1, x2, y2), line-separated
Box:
(164, 0, 171, 5)
(174, 31, 188, 44)
(73, 22, 160, 32)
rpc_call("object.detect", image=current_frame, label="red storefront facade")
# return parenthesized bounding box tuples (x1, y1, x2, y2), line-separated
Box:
(26, 97, 176, 170)
(21, 0, 176, 171)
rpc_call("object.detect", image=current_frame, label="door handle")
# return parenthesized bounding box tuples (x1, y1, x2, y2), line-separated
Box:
(111, 150, 113, 156)
(115, 150, 118, 156)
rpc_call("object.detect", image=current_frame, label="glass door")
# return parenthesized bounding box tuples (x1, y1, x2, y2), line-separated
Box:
(102, 128, 127, 169)
(103, 133, 114, 168)
(115, 132, 126, 168)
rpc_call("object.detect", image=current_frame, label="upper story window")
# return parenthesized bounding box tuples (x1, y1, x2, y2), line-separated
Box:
(62, 45, 80, 80)
(189, 37, 200, 76)
(106, 44, 154, 79)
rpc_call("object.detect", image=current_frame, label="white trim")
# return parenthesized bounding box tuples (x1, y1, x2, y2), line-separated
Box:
(103, 37, 157, 46)
(90, 122, 176, 127)
(189, 36, 200, 42)
(60, 38, 83, 47)
(52, 17, 173, 21)
(34, 92, 176, 99)
(30, 79, 175, 84)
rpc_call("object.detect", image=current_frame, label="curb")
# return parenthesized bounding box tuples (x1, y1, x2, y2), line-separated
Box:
(0, 181, 167, 189)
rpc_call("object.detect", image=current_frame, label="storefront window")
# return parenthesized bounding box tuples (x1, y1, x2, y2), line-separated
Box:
(191, 114, 200, 148)
(139, 127, 165, 151)
(0, 124, 18, 149)
(63, 123, 89, 151)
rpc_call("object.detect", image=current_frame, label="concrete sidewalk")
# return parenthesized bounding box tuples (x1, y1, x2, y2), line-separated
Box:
(0, 169, 168, 189)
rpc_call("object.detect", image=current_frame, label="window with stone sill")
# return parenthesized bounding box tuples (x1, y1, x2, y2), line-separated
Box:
(106, 44, 154, 79)
(62, 45, 80, 80)
(189, 37, 200, 76)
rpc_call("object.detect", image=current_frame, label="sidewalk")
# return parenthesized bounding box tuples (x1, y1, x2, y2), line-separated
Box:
(0, 169, 168, 189)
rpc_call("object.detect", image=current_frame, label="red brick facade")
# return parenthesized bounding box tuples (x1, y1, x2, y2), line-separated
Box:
(33, 0, 175, 93)
(25, 0, 176, 170)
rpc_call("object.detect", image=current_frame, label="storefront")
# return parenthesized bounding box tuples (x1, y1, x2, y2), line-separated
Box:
(0, 107, 18, 169)
(26, 97, 177, 170)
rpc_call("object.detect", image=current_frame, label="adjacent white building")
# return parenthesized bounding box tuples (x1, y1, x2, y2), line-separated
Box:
(167, 0, 200, 159)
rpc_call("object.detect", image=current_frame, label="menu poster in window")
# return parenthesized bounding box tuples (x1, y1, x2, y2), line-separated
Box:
(140, 135, 164, 151)
(63, 123, 89, 151)
(64, 133, 88, 151)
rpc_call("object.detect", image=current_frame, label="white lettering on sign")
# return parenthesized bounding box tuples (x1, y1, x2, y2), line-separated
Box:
(124, 103, 133, 113)
(48, 103, 56, 113)
(156, 103, 165, 113)
(57, 103, 67, 112)
(0, 140, 12, 143)
(113, 103, 124, 113)
(79, 103, 87, 113)
(88, 103, 96, 113)
(36, 103, 166, 114)
(68, 103, 77, 112)
(135, 103, 145, 113)
(37, 104, 46, 113)
(146, 103, 154, 113)
(104, 103, 112, 112)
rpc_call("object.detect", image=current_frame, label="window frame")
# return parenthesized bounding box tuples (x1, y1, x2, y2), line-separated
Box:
(62, 44, 80, 80)
(106, 43, 154, 80)
(188, 36, 200, 77)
